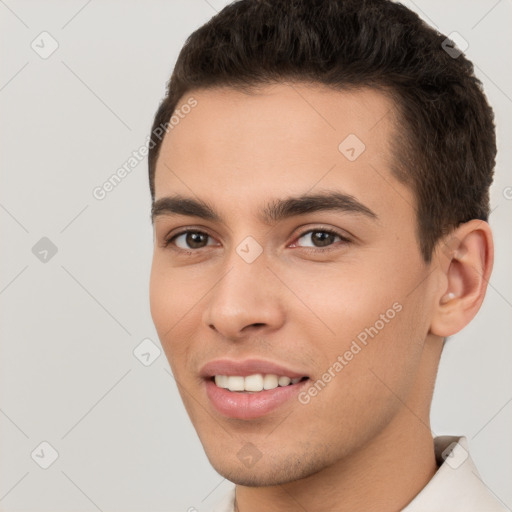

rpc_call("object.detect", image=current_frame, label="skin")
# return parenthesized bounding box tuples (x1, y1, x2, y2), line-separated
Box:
(149, 83, 493, 512)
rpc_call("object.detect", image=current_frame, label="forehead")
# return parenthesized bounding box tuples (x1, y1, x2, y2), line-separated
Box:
(154, 83, 412, 223)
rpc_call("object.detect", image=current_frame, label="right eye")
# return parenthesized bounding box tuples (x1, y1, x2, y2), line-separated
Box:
(164, 229, 218, 252)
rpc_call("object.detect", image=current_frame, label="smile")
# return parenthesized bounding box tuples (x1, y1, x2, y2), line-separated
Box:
(200, 358, 311, 419)
(214, 373, 307, 392)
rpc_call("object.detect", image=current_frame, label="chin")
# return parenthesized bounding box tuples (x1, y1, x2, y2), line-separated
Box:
(214, 466, 305, 487)
(205, 448, 329, 487)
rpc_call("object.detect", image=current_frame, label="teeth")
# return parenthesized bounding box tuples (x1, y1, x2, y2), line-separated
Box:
(214, 374, 305, 392)
(263, 374, 278, 390)
(227, 376, 245, 392)
(214, 375, 228, 388)
(278, 376, 291, 386)
(244, 374, 263, 392)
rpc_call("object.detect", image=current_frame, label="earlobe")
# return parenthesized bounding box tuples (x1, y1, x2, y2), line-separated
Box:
(430, 220, 494, 338)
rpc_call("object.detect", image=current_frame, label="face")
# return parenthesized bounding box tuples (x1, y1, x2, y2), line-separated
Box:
(149, 83, 438, 486)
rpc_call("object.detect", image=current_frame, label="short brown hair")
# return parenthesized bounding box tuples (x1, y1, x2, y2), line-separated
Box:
(148, 0, 496, 263)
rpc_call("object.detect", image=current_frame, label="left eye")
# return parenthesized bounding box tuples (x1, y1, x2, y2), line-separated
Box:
(293, 229, 347, 249)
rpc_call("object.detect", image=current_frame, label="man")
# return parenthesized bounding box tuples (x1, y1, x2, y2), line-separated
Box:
(147, 0, 506, 510)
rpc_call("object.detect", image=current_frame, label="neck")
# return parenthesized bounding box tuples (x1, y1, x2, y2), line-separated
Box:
(234, 338, 443, 512)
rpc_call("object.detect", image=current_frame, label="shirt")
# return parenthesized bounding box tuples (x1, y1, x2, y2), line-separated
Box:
(210, 436, 508, 511)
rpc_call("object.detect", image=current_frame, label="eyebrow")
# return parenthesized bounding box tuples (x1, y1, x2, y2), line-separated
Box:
(151, 191, 378, 225)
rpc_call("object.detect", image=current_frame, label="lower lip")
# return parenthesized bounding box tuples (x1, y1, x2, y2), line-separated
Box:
(204, 378, 309, 420)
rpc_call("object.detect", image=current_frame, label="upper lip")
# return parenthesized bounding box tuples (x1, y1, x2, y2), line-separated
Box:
(200, 358, 309, 379)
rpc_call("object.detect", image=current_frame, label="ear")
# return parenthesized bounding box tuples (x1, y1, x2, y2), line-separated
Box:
(430, 220, 494, 337)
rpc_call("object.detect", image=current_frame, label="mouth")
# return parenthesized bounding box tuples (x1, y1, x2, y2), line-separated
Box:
(200, 359, 311, 420)
(211, 374, 309, 392)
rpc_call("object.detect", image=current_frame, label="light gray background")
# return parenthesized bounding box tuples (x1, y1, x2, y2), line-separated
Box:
(0, 1, 511, 511)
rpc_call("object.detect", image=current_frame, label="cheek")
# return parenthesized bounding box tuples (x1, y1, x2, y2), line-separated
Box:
(290, 263, 401, 345)
(298, 242, 425, 341)
(299, 304, 424, 444)
(149, 256, 197, 331)
(292, 255, 427, 392)
(149, 261, 190, 361)
(149, 261, 171, 335)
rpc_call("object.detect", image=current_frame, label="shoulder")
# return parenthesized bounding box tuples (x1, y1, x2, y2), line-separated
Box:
(402, 436, 508, 512)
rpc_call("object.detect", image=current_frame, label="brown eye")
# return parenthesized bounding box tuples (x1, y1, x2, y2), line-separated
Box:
(295, 229, 347, 249)
(165, 230, 214, 250)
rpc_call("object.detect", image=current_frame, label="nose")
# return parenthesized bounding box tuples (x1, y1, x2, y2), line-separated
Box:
(202, 249, 286, 341)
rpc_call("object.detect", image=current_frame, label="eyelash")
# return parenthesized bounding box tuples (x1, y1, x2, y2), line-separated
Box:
(162, 227, 351, 254)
